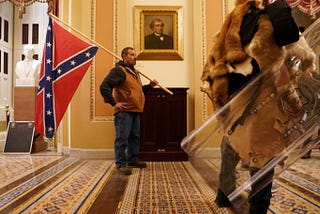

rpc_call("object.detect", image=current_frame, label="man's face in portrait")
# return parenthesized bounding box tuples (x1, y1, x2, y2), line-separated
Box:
(153, 21, 164, 35)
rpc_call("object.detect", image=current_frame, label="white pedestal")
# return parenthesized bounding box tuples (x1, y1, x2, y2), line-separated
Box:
(15, 78, 37, 87)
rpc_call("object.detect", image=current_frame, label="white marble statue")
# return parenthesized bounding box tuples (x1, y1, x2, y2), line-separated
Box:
(15, 44, 41, 86)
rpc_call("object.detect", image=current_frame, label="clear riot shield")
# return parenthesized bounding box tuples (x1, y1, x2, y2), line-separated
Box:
(181, 18, 320, 208)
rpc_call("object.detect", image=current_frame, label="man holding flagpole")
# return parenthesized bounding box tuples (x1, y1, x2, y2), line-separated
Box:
(100, 47, 158, 175)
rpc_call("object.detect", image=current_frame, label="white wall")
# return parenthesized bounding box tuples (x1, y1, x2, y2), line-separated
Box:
(0, 2, 48, 109)
(13, 2, 48, 77)
(0, 2, 13, 107)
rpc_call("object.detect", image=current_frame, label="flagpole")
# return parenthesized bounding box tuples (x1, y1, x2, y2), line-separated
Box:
(49, 13, 173, 95)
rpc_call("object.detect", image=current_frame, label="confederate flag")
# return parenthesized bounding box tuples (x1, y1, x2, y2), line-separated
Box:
(34, 17, 98, 139)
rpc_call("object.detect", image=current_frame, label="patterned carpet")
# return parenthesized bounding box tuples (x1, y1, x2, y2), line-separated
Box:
(117, 151, 320, 214)
(0, 152, 319, 213)
(0, 155, 61, 189)
(116, 162, 231, 214)
(270, 156, 320, 214)
(0, 155, 114, 213)
(206, 150, 320, 214)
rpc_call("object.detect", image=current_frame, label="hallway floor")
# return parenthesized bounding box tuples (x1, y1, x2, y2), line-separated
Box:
(0, 150, 319, 213)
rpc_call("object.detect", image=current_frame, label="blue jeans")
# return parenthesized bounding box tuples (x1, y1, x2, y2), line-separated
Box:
(114, 112, 140, 168)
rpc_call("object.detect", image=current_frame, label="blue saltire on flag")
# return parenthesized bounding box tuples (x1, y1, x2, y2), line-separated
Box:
(35, 17, 98, 139)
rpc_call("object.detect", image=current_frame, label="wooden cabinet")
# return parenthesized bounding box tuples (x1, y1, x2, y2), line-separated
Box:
(139, 87, 189, 161)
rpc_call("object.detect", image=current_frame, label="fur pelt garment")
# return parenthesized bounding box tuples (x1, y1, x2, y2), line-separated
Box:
(201, 0, 316, 168)
(201, 0, 267, 111)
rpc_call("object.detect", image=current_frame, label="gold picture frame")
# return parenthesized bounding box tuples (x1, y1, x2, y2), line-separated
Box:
(134, 6, 183, 60)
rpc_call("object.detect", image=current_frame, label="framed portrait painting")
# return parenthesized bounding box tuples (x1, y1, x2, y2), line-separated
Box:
(134, 6, 183, 60)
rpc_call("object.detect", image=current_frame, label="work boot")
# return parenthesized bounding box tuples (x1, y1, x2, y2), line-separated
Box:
(301, 150, 311, 159)
(117, 166, 132, 175)
(127, 161, 147, 168)
(214, 188, 233, 208)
